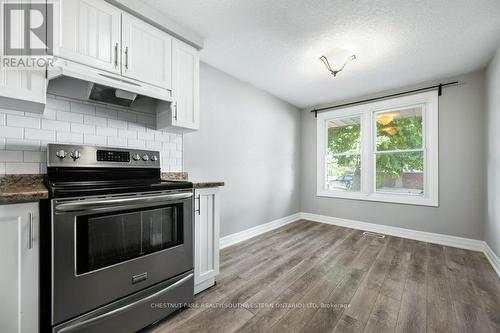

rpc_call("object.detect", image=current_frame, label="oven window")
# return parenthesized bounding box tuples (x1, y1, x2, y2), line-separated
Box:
(76, 204, 183, 275)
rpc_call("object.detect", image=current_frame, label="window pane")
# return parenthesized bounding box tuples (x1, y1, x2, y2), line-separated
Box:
(376, 107, 423, 151)
(376, 151, 424, 195)
(326, 154, 361, 192)
(327, 116, 361, 154)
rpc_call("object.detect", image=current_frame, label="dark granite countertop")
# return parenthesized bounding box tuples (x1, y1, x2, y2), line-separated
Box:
(0, 174, 48, 203)
(191, 181, 225, 188)
(0, 173, 224, 204)
(160, 173, 224, 188)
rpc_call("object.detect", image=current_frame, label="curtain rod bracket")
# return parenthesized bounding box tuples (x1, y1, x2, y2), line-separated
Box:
(314, 110, 318, 118)
(438, 83, 442, 96)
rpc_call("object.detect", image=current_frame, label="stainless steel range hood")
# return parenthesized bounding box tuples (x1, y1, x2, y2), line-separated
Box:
(47, 58, 172, 108)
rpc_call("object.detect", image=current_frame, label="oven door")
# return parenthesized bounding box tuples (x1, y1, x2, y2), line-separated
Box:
(51, 190, 193, 325)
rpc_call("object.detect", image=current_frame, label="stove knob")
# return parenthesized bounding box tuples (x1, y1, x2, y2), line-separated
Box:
(151, 155, 158, 162)
(132, 154, 141, 161)
(142, 154, 149, 161)
(70, 150, 81, 160)
(56, 150, 67, 159)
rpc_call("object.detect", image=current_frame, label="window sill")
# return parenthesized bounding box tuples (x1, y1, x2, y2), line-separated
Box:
(316, 190, 438, 207)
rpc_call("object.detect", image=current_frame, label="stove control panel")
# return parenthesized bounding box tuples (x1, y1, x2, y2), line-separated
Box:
(47, 144, 160, 168)
(97, 150, 130, 162)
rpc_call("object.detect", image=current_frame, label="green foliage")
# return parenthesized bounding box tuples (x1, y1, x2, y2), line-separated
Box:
(327, 116, 423, 182)
(327, 123, 360, 155)
(375, 116, 423, 178)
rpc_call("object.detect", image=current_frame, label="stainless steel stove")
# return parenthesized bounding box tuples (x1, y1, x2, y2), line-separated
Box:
(41, 144, 194, 333)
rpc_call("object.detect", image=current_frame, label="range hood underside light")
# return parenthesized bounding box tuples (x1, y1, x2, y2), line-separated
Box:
(88, 84, 140, 107)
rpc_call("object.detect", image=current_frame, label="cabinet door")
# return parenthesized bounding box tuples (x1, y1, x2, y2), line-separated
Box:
(194, 188, 220, 293)
(54, 0, 121, 73)
(0, 203, 39, 333)
(0, 0, 46, 111)
(121, 13, 172, 89)
(171, 39, 200, 130)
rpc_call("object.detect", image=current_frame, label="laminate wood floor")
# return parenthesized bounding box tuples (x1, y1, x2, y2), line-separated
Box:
(148, 220, 500, 333)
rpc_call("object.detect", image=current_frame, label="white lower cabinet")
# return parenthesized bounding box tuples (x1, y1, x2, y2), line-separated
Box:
(0, 202, 39, 333)
(194, 188, 220, 294)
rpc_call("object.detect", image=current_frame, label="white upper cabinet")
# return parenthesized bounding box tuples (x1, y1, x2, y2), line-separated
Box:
(171, 39, 200, 129)
(121, 13, 172, 89)
(0, 0, 46, 112)
(53, 0, 121, 73)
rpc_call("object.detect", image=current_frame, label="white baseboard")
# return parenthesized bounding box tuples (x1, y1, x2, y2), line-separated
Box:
(300, 212, 485, 251)
(218, 211, 500, 278)
(483, 243, 500, 278)
(219, 213, 301, 249)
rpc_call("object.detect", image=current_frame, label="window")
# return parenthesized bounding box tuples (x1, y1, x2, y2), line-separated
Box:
(317, 91, 438, 206)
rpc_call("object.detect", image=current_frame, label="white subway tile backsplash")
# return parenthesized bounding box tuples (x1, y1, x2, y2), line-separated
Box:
(118, 129, 137, 139)
(71, 123, 95, 134)
(5, 162, 39, 174)
(0, 96, 183, 173)
(41, 108, 58, 120)
(127, 139, 145, 149)
(96, 127, 117, 137)
(7, 115, 40, 129)
(24, 151, 46, 163)
(83, 115, 107, 126)
(163, 142, 176, 151)
(138, 131, 155, 141)
(146, 141, 162, 151)
(57, 132, 83, 144)
(57, 111, 84, 123)
(0, 125, 24, 139)
(0, 150, 23, 162)
(6, 139, 40, 151)
(46, 98, 70, 111)
(25, 128, 56, 141)
(107, 119, 128, 129)
(154, 132, 170, 142)
(42, 119, 71, 132)
(128, 122, 147, 132)
(84, 134, 107, 145)
(107, 136, 128, 147)
(70, 102, 96, 115)
(96, 107, 117, 119)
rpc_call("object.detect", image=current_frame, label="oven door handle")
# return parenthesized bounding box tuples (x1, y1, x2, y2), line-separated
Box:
(57, 273, 193, 333)
(55, 192, 193, 212)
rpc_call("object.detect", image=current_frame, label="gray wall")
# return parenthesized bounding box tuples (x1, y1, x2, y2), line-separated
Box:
(486, 45, 500, 256)
(184, 63, 301, 237)
(300, 71, 486, 240)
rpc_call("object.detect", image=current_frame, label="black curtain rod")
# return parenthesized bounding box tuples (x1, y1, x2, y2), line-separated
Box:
(311, 81, 459, 117)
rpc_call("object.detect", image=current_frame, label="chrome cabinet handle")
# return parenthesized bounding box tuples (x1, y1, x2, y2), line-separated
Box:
(28, 212, 33, 249)
(55, 192, 193, 212)
(173, 101, 178, 120)
(194, 194, 201, 215)
(114, 43, 118, 68)
(124, 46, 129, 70)
(57, 273, 193, 333)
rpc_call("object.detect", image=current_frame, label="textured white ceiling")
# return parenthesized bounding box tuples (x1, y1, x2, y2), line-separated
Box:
(143, 0, 500, 108)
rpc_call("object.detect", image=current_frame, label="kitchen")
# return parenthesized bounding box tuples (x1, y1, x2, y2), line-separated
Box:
(1, 1, 500, 332)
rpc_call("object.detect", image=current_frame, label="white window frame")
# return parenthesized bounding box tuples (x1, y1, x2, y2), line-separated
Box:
(316, 91, 438, 206)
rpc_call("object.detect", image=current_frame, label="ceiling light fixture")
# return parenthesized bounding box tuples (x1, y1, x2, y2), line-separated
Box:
(319, 53, 356, 77)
